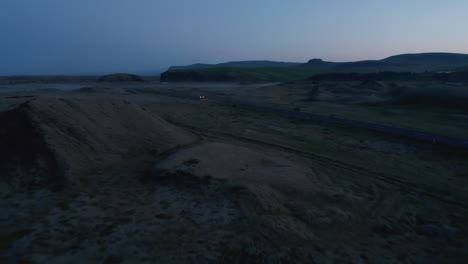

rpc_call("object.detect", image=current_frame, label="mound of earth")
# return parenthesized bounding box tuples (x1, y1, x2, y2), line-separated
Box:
(98, 73, 144, 82)
(150, 142, 328, 241)
(152, 142, 321, 193)
(0, 97, 196, 189)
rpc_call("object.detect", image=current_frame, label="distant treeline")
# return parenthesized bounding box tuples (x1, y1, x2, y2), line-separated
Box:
(310, 71, 468, 82)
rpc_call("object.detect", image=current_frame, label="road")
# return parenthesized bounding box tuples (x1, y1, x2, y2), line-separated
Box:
(138, 88, 468, 150)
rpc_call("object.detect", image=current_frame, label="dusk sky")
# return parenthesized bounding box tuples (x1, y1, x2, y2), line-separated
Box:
(1, 0, 468, 75)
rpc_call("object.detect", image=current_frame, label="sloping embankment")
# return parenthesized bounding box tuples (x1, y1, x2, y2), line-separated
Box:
(0, 97, 196, 189)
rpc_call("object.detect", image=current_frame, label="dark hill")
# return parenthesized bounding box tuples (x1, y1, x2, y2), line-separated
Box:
(300, 59, 338, 70)
(166, 53, 468, 73)
(168, 61, 301, 71)
(162, 53, 468, 82)
(0, 97, 195, 189)
(382, 53, 468, 66)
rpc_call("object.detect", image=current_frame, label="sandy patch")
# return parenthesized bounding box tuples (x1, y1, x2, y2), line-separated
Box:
(153, 142, 318, 193)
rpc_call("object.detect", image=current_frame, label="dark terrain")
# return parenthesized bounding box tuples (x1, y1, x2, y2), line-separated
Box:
(0, 71, 467, 263)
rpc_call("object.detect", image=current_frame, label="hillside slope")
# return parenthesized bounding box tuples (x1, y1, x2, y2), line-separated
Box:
(0, 97, 196, 189)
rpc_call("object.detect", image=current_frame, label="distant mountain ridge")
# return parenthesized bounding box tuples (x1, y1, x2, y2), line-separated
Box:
(167, 53, 468, 72)
(167, 61, 301, 71)
(302, 53, 468, 73)
(382, 52, 468, 65)
(162, 53, 468, 82)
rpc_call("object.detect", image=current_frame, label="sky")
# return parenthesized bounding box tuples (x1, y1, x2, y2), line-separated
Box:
(1, 0, 468, 75)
